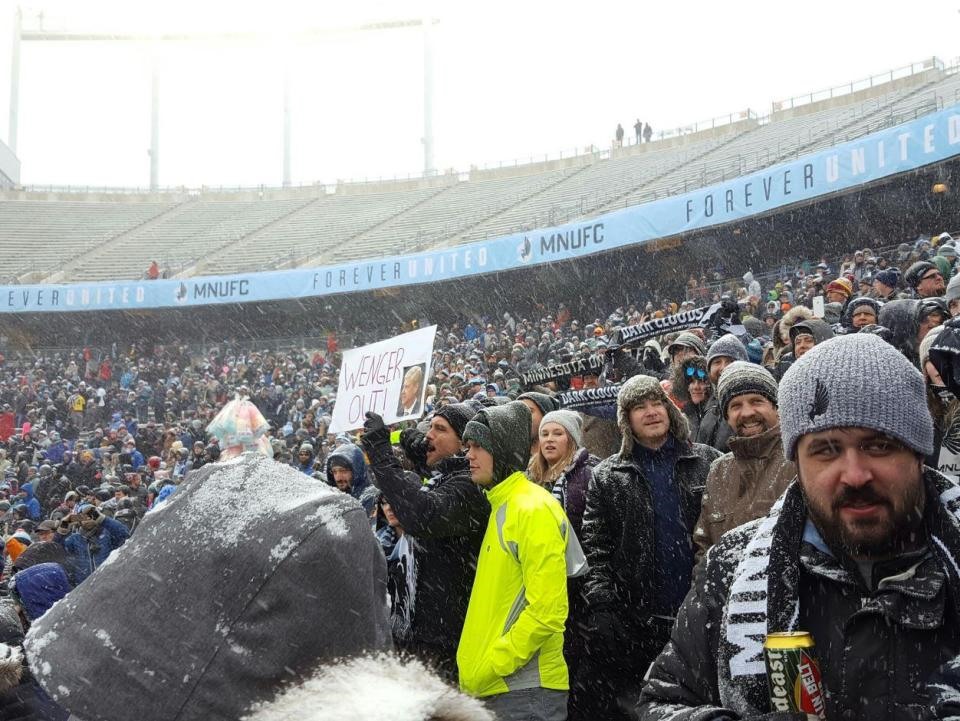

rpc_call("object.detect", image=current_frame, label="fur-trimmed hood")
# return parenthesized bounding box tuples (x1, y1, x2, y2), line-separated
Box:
(0, 643, 22, 694)
(243, 653, 493, 721)
(777, 305, 814, 346)
(616, 373, 690, 458)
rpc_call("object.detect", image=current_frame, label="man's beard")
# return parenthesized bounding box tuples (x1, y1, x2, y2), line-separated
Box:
(734, 414, 771, 437)
(800, 470, 927, 560)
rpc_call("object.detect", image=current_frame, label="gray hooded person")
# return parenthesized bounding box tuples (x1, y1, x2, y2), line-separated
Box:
(25, 401, 392, 721)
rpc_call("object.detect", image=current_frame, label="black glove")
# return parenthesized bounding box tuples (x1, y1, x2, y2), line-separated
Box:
(399, 427, 429, 468)
(360, 412, 391, 456)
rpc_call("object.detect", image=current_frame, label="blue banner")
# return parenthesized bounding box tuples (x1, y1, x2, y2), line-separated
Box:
(6, 107, 960, 313)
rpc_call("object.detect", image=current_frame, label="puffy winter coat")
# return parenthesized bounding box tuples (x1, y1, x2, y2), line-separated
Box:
(639, 473, 960, 721)
(457, 471, 575, 698)
(550, 447, 599, 538)
(692, 425, 796, 556)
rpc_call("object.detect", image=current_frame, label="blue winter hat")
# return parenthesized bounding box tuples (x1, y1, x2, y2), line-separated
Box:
(874, 267, 900, 289)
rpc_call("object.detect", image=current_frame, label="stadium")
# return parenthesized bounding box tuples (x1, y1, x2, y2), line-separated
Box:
(0, 40, 957, 353)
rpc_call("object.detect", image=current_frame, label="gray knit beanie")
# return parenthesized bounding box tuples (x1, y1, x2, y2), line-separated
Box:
(717, 361, 779, 418)
(947, 273, 960, 304)
(779, 334, 933, 460)
(667, 332, 707, 357)
(516, 391, 559, 418)
(616, 374, 690, 457)
(706, 333, 749, 372)
(540, 410, 584, 449)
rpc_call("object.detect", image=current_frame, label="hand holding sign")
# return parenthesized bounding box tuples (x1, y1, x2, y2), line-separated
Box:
(329, 326, 437, 433)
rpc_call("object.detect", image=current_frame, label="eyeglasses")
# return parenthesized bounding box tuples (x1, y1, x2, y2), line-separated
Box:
(921, 271, 943, 283)
(685, 366, 707, 380)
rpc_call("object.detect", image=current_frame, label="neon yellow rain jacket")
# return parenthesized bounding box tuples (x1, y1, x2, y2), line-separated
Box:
(457, 470, 582, 698)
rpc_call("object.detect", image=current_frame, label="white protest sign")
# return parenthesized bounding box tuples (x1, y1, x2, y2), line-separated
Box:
(329, 325, 437, 433)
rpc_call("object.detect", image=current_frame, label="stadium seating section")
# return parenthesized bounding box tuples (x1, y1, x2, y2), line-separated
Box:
(3, 63, 960, 283)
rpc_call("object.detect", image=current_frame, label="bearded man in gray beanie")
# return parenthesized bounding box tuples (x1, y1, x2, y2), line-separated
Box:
(579, 374, 721, 721)
(692, 361, 795, 556)
(639, 333, 960, 720)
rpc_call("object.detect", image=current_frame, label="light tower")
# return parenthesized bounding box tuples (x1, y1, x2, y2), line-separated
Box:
(8, 9, 438, 189)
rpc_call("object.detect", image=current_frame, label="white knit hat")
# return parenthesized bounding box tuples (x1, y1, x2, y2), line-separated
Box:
(540, 410, 584, 449)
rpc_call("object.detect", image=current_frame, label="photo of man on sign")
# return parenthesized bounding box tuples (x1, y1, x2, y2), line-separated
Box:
(396, 363, 426, 417)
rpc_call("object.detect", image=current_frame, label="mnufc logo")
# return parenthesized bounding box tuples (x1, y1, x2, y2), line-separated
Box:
(538, 222, 605, 255)
(174, 279, 251, 304)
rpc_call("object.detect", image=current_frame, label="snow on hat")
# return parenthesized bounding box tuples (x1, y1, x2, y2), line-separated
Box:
(616, 374, 689, 457)
(825, 278, 853, 299)
(516, 391, 559, 418)
(947, 273, 960, 304)
(874, 267, 900, 289)
(779, 334, 933, 461)
(434, 402, 477, 440)
(905, 261, 939, 289)
(716, 361, 778, 419)
(539, 410, 584, 449)
(939, 244, 958, 260)
(462, 401, 532, 484)
(705, 333, 748, 371)
(667, 332, 707, 357)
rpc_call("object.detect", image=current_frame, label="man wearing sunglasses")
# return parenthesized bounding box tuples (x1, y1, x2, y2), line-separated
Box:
(906, 260, 947, 299)
(692, 361, 794, 556)
(640, 333, 960, 720)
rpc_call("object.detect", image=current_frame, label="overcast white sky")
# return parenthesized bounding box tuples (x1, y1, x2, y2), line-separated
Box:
(0, 0, 956, 189)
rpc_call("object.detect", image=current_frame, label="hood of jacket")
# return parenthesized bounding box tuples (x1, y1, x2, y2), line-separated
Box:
(12, 562, 71, 622)
(789, 318, 835, 348)
(671, 356, 709, 404)
(842, 296, 881, 330)
(879, 298, 921, 360)
(324, 444, 370, 498)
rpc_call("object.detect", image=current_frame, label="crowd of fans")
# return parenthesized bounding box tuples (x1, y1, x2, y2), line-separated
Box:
(0, 229, 959, 718)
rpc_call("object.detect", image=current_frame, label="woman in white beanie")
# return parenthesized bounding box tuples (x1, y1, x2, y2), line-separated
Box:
(527, 408, 599, 721)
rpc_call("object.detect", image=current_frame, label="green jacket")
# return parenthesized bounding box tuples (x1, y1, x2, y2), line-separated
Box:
(457, 470, 577, 697)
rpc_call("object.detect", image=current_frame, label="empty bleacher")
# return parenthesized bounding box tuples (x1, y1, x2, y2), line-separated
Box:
(0, 200, 175, 280)
(0, 58, 953, 283)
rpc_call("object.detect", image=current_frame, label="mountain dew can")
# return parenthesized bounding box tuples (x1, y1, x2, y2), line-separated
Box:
(764, 632, 826, 720)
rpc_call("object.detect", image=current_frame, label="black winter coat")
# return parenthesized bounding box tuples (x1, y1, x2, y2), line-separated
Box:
(365, 445, 489, 679)
(582, 439, 721, 628)
(696, 395, 733, 453)
(578, 438, 720, 721)
(639, 473, 960, 721)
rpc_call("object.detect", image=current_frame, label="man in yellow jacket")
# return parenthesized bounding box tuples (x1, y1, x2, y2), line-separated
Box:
(459, 400, 584, 721)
